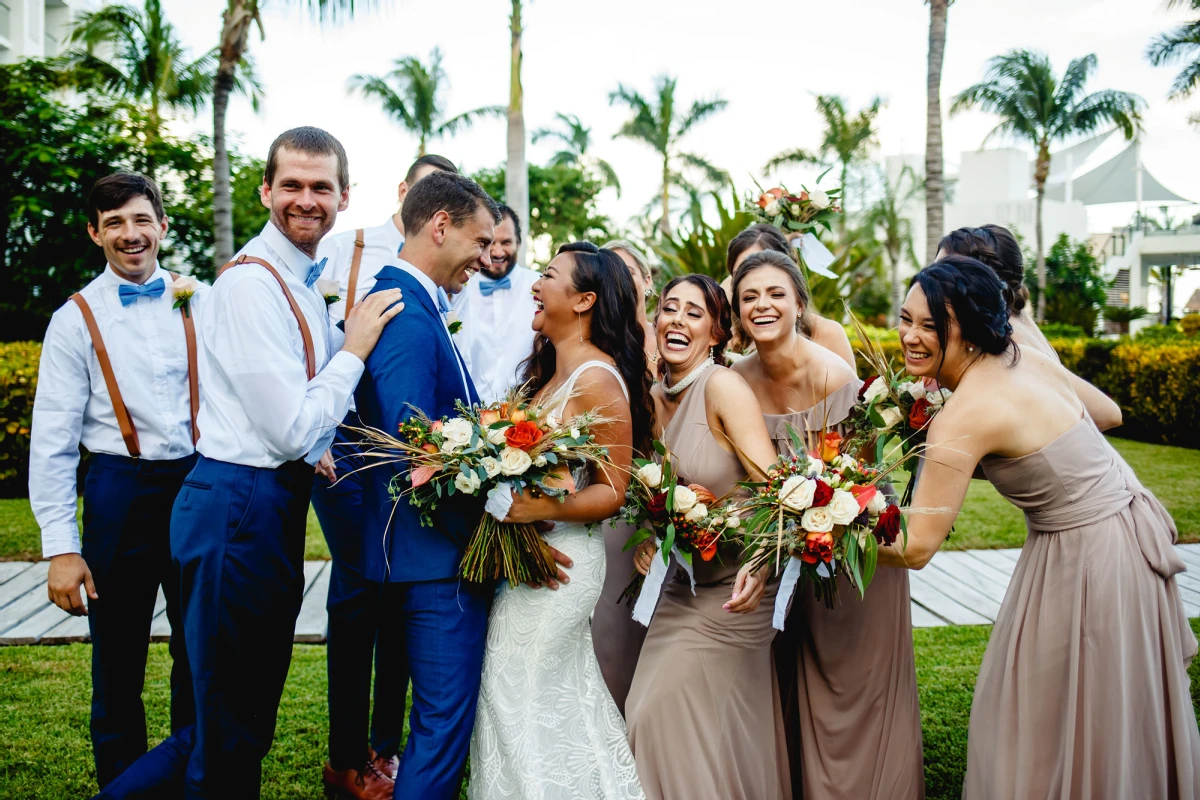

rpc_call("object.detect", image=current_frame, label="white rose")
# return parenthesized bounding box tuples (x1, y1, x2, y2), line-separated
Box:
(877, 406, 904, 430)
(672, 485, 698, 514)
(172, 275, 201, 295)
(454, 470, 481, 495)
(862, 378, 889, 404)
(832, 454, 858, 472)
(725, 515, 741, 529)
(486, 427, 507, 446)
(802, 506, 835, 533)
(927, 388, 950, 406)
(570, 428, 580, 439)
(789, 203, 801, 216)
(712, 516, 725, 528)
(764, 200, 782, 217)
(684, 503, 707, 523)
(905, 381, 927, 402)
(440, 418, 474, 452)
(634, 462, 662, 489)
(499, 446, 533, 476)
(480, 457, 501, 479)
(806, 456, 825, 477)
(779, 476, 816, 512)
(828, 490, 861, 526)
(315, 278, 340, 298)
(867, 490, 888, 515)
(809, 189, 830, 210)
(533, 454, 547, 468)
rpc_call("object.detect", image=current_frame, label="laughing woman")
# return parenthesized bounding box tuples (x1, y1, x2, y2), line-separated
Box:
(882, 256, 1200, 799)
(729, 250, 925, 800)
(625, 275, 790, 800)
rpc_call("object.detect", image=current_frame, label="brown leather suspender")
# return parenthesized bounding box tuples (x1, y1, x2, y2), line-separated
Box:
(217, 255, 317, 380)
(69, 271, 200, 458)
(344, 229, 365, 317)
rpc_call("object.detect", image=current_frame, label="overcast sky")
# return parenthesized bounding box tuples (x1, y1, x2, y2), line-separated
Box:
(162, 0, 1200, 242)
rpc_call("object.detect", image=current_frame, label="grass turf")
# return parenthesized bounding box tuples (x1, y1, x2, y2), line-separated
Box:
(4, 622, 1200, 799)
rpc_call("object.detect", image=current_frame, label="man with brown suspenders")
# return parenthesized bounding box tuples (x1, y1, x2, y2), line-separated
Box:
(310, 153, 457, 798)
(96, 127, 404, 799)
(29, 172, 204, 791)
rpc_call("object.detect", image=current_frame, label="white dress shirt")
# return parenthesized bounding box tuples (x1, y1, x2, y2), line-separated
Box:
(316, 215, 404, 324)
(396, 260, 471, 397)
(450, 265, 539, 403)
(30, 264, 209, 558)
(195, 221, 363, 469)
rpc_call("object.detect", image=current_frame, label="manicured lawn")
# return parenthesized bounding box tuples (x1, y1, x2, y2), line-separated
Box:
(4, 622, 1200, 799)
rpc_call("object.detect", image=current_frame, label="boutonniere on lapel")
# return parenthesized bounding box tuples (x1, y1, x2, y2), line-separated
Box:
(171, 275, 200, 318)
(446, 311, 463, 335)
(315, 279, 341, 306)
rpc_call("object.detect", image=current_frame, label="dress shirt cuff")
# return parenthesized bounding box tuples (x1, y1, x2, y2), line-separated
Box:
(41, 522, 82, 559)
(329, 349, 365, 378)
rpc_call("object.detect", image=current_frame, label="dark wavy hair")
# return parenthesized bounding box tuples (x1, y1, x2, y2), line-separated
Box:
(727, 224, 814, 336)
(911, 255, 1018, 374)
(655, 274, 734, 367)
(937, 225, 1027, 314)
(519, 241, 655, 454)
(730, 250, 813, 337)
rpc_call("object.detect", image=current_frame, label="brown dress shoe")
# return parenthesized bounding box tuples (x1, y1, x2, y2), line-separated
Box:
(322, 760, 395, 800)
(367, 748, 400, 781)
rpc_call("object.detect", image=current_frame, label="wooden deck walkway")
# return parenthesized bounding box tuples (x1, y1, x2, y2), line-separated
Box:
(4, 545, 1200, 643)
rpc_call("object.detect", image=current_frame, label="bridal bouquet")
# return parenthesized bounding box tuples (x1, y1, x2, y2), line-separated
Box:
(737, 426, 903, 620)
(745, 181, 844, 278)
(353, 389, 611, 585)
(619, 442, 742, 625)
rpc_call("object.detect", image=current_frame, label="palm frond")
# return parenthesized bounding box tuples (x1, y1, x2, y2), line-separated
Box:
(678, 152, 729, 188)
(676, 96, 729, 139)
(435, 105, 506, 138)
(1064, 89, 1144, 139)
(763, 147, 823, 172)
(347, 73, 416, 129)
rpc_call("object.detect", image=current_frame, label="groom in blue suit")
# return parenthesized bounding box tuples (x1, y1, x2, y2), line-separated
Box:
(354, 171, 501, 798)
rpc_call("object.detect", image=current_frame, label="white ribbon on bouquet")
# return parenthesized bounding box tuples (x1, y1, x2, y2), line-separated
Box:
(631, 538, 696, 627)
(485, 482, 516, 521)
(797, 233, 838, 278)
(771, 556, 835, 630)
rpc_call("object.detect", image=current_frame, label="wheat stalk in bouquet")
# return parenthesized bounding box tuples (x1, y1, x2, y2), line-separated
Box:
(342, 386, 615, 585)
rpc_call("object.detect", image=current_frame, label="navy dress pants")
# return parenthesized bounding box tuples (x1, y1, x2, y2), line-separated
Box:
(82, 453, 196, 789)
(312, 415, 407, 770)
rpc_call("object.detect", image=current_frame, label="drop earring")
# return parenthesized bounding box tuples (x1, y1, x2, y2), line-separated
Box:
(577, 311, 584, 344)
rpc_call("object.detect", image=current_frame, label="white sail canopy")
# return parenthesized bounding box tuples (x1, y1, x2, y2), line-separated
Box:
(1045, 142, 1192, 205)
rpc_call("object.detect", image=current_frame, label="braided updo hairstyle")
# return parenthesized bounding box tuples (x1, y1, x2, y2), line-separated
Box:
(911, 255, 1018, 369)
(937, 225, 1028, 314)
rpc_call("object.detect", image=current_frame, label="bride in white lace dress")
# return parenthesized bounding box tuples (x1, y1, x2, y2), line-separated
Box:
(468, 243, 652, 800)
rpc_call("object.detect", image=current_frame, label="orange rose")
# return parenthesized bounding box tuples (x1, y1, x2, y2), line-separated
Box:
(510, 408, 527, 423)
(688, 484, 717, 507)
(756, 193, 772, 209)
(505, 420, 544, 451)
(479, 408, 501, 426)
(820, 432, 843, 463)
(800, 530, 834, 564)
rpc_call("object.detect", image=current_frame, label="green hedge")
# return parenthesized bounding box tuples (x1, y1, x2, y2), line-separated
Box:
(0, 342, 38, 497)
(850, 335, 1200, 448)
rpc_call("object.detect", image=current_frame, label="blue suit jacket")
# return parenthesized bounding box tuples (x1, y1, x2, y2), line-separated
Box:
(355, 266, 483, 583)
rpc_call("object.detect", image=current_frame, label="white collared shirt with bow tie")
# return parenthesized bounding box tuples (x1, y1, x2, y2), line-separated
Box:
(30, 263, 210, 558)
(450, 265, 540, 404)
(194, 220, 363, 470)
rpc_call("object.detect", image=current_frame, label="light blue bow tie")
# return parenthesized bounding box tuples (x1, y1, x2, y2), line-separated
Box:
(436, 287, 452, 315)
(304, 257, 328, 289)
(397, 242, 404, 257)
(479, 275, 511, 297)
(117, 277, 165, 306)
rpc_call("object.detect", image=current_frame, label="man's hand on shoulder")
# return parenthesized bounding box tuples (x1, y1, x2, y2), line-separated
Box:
(342, 288, 404, 361)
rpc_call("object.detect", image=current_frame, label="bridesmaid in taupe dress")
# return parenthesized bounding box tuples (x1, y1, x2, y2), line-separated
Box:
(730, 250, 925, 800)
(625, 275, 789, 800)
(883, 256, 1200, 799)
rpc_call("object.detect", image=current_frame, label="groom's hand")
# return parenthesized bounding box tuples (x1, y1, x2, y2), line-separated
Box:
(342, 289, 404, 361)
(526, 538, 573, 591)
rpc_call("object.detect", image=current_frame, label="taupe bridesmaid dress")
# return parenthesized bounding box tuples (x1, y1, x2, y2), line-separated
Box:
(964, 416, 1200, 799)
(625, 366, 790, 800)
(592, 519, 647, 716)
(764, 378, 925, 800)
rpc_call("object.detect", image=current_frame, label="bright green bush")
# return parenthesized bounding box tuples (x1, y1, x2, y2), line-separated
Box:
(0, 342, 39, 496)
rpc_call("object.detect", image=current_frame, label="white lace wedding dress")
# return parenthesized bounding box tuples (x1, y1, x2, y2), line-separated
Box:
(468, 362, 644, 800)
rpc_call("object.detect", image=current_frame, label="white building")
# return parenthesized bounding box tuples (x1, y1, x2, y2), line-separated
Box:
(1, 0, 97, 64)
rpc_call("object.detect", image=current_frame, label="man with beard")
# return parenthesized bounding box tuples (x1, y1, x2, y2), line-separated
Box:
(96, 127, 404, 799)
(311, 154, 457, 799)
(450, 204, 539, 403)
(30, 172, 203, 792)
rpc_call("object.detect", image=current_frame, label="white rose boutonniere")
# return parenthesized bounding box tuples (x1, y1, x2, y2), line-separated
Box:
(446, 311, 463, 335)
(499, 446, 533, 476)
(316, 279, 341, 306)
(171, 275, 201, 318)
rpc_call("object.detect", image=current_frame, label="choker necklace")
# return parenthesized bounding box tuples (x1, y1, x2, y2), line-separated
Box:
(663, 356, 714, 396)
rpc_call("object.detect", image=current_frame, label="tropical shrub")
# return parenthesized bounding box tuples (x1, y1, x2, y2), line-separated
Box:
(0, 342, 38, 496)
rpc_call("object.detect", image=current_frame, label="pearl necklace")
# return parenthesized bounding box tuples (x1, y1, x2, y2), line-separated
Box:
(663, 356, 714, 396)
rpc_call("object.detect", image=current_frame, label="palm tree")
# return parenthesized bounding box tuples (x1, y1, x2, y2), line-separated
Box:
(506, 0, 529, 263)
(863, 166, 922, 327)
(951, 50, 1144, 322)
(532, 112, 621, 196)
(1147, 0, 1200, 127)
(925, 0, 952, 263)
(609, 75, 728, 237)
(61, 0, 260, 178)
(348, 48, 505, 157)
(764, 94, 884, 213)
(211, 0, 379, 266)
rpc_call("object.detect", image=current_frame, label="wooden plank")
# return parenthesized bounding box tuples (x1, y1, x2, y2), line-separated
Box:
(924, 556, 1010, 609)
(907, 571, 992, 626)
(913, 561, 1002, 621)
(1176, 543, 1200, 562)
(909, 602, 948, 628)
(0, 562, 34, 586)
(965, 549, 1020, 577)
(0, 589, 59, 642)
(0, 561, 49, 609)
(0, 602, 74, 645)
(147, 586, 171, 642)
(294, 561, 330, 643)
(38, 612, 91, 645)
(1173, 546, 1200, 573)
(934, 551, 1013, 595)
